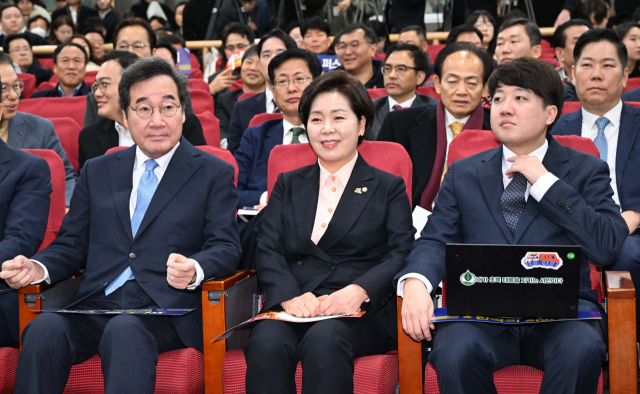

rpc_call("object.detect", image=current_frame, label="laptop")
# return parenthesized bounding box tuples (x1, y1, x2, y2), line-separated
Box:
(445, 244, 581, 319)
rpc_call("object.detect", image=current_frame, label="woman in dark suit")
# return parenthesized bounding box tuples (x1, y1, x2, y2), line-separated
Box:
(243, 70, 415, 394)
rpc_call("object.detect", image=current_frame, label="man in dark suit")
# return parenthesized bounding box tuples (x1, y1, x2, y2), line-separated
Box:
(2, 57, 241, 394)
(4, 34, 52, 87)
(551, 29, 640, 336)
(235, 48, 322, 209)
(622, 86, 640, 101)
(335, 24, 384, 89)
(0, 140, 51, 349)
(377, 42, 493, 209)
(78, 51, 206, 171)
(51, 0, 99, 34)
(398, 57, 628, 394)
(227, 29, 297, 154)
(31, 43, 91, 99)
(0, 5, 48, 47)
(370, 43, 436, 140)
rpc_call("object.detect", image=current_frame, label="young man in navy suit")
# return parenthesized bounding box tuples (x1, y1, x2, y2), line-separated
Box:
(234, 48, 322, 209)
(1, 57, 242, 394)
(397, 57, 628, 394)
(552, 28, 640, 338)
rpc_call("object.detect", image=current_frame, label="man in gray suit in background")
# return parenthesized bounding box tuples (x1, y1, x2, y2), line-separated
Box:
(369, 44, 436, 140)
(0, 53, 76, 206)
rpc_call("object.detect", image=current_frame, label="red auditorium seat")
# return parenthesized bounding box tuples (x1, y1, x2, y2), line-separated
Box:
(189, 89, 215, 115)
(195, 111, 221, 147)
(367, 88, 388, 100)
(188, 78, 210, 92)
(190, 53, 203, 80)
(18, 96, 87, 129)
(49, 70, 98, 86)
(39, 58, 54, 70)
(35, 81, 56, 92)
(50, 117, 81, 172)
(248, 113, 283, 128)
(17, 73, 36, 99)
(624, 78, 640, 92)
(238, 91, 259, 101)
(229, 79, 244, 91)
(373, 53, 386, 61)
(416, 85, 440, 99)
(561, 101, 582, 115)
(427, 44, 445, 63)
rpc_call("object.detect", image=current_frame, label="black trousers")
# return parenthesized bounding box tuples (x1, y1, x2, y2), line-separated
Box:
(244, 312, 391, 394)
(15, 280, 185, 394)
(0, 291, 19, 348)
(429, 320, 607, 394)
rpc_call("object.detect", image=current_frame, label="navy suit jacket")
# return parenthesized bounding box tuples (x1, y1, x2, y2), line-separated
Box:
(395, 136, 628, 317)
(551, 103, 640, 214)
(227, 91, 267, 154)
(30, 82, 92, 99)
(235, 119, 284, 208)
(0, 141, 51, 343)
(31, 138, 242, 351)
(622, 87, 640, 102)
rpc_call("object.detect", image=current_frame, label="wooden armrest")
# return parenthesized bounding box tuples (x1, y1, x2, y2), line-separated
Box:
(201, 270, 256, 292)
(18, 271, 84, 295)
(397, 296, 424, 394)
(606, 271, 637, 394)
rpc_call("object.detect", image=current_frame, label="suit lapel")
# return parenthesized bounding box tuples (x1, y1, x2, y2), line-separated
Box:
(558, 111, 582, 136)
(267, 121, 284, 150)
(409, 106, 437, 187)
(477, 147, 514, 242)
(98, 120, 119, 154)
(616, 104, 640, 182)
(7, 114, 26, 149)
(0, 143, 12, 186)
(109, 147, 136, 241)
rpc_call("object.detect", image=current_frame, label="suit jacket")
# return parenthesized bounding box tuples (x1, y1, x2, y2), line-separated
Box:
(370, 94, 438, 141)
(7, 112, 77, 206)
(234, 118, 283, 208)
(215, 89, 243, 140)
(622, 87, 640, 102)
(257, 155, 414, 339)
(32, 138, 242, 351)
(51, 5, 99, 34)
(24, 61, 53, 87)
(564, 83, 579, 102)
(95, 8, 118, 41)
(395, 136, 628, 322)
(377, 102, 491, 209)
(551, 103, 640, 214)
(227, 91, 267, 154)
(77, 114, 207, 171)
(30, 82, 92, 99)
(0, 141, 51, 344)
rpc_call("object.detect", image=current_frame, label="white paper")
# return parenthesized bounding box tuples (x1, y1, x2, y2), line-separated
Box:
(412, 206, 431, 239)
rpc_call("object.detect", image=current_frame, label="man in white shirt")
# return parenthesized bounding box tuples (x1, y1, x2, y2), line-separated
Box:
(396, 57, 627, 394)
(1, 57, 241, 394)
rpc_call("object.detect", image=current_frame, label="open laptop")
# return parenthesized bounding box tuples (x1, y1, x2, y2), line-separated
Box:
(445, 244, 581, 319)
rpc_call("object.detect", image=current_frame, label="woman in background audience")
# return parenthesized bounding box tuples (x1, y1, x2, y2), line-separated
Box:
(367, 20, 390, 55)
(70, 34, 100, 71)
(616, 22, 640, 78)
(467, 10, 497, 55)
(174, 1, 186, 36)
(27, 15, 48, 38)
(49, 15, 74, 45)
(285, 21, 303, 48)
(16, 0, 50, 28)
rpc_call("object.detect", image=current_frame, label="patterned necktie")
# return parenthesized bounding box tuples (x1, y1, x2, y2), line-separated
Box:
(392, 104, 408, 111)
(290, 127, 305, 144)
(441, 122, 466, 184)
(501, 172, 528, 235)
(105, 159, 159, 296)
(594, 116, 609, 162)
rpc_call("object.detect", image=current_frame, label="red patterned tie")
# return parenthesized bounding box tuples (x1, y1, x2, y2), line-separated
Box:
(392, 104, 408, 111)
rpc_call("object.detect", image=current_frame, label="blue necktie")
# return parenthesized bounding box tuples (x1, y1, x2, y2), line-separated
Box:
(501, 172, 528, 235)
(594, 117, 609, 162)
(105, 159, 159, 296)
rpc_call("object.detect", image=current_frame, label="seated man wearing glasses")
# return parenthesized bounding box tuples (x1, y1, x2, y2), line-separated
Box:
(3, 57, 242, 394)
(78, 50, 205, 172)
(369, 43, 436, 140)
(3, 34, 52, 87)
(0, 52, 77, 206)
(30, 43, 92, 98)
(335, 24, 384, 89)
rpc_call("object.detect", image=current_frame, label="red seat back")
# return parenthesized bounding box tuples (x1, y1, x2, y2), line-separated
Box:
(189, 89, 215, 115)
(19, 96, 87, 129)
(229, 79, 244, 91)
(49, 70, 98, 86)
(39, 58, 54, 70)
(267, 141, 412, 200)
(367, 88, 387, 100)
(416, 85, 440, 99)
(561, 101, 582, 115)
(23, 149, 66, 251)
(188, 78, 210, 92)
(624, 78, 640, 92)
(18, 73, 36, 99)
(248, 113, 282, 128)
(189, 53, 203, 80)
(49, 117, 81, 172)
(195, 111, 220, 147)
(238, 91, 259, 101)
(35, 81, 56, 92)
(427, 44, 445, 63)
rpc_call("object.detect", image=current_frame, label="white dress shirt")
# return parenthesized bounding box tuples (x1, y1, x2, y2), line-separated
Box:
(265, 88, 277, 114)
(397, 139, 559, 297)
(33, 142, 205, 290)
(115, 121, 135, 147)
(581, 100, 621, 207)
(69, 8, 78, 25)
(444, 109, 471, 167)
(388, 95, 417, 111)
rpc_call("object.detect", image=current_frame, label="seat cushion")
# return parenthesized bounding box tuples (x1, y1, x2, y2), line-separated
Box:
(425, 363, 603, 394)
(62, 348, 203, 394)
(0, 347, 19, 394)
(222, 349, 398, 394)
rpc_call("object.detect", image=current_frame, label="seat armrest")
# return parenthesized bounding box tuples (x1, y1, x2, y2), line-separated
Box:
(397, 296, 424, 394)
(605, 271, 637, 394)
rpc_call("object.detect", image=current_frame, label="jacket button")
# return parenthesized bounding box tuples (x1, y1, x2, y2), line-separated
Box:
(129, 253, 136, 259)
(298, 260, 304, 267)
(566, 208, 573, 214)
(557, 201, 565, 207)
(328, 263, 335, 270)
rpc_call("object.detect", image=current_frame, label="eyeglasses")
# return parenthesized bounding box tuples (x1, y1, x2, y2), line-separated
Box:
(91, 81, 113, 94)
(336, 40, 372, 53)
(1, 81, 25, 96)
(9, 46, 30, 53)
(116, 42, 148, 52)
(381, 64, 419, 75)
(273, 76, 312, 88)
(224, 42, 249, 52)
(129, 103, 181, 119)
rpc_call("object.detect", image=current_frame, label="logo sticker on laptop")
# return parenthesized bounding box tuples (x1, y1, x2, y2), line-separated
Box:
(521, 252, 563, 270)
(460, 270, 477, 286)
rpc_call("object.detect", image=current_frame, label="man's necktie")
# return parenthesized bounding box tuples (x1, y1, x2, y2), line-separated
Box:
(105, 159, 159, 296)
(594, 116, 609, 162)
(272, 100, 280, 114)
(441, 122, 465, 184)
(392, 104, 408, 111)
(291, 127, 305, 144)
(501, 172, 528, 235)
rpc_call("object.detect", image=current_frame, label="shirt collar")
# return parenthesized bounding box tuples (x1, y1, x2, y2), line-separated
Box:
(282, 118, 304, 134)
(318, 151, 359, 188)
(502, 139, 549, 173)
(57, 82, 84, 97)
(581, 100, 622, 130)
(134, 141, 180, 173)
(444, 108, 471, 128)
(388, 94, 417, 110)
(265, 87, 274, 104)
(115, 121, 128, 134)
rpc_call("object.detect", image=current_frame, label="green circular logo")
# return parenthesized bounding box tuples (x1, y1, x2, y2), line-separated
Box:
(567, 253, 575, 260)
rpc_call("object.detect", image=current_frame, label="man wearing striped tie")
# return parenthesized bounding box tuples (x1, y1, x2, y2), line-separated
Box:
(552, 28, 640, 340)
(1, 57, 242, 394)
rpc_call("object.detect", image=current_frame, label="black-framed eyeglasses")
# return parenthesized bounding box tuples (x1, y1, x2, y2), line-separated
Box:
(224, 42, 249, 52)
(129, 103, 182, 119)
(1, 81, 25, 96)
(116, 42, 148, 52)
(381, 64, 419, 75)
(273, 76, 313, 88)
(91, 81, 113, 94)
(335, 40, 372, 53)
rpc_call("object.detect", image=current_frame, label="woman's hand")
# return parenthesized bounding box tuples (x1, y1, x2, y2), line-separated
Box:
(281, 292, 322, 317)
(318, 284, 368, 316)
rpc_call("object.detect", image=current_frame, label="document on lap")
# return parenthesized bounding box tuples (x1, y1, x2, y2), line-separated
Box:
(430, 308, 601, 324)
(36, 308, 195, 316)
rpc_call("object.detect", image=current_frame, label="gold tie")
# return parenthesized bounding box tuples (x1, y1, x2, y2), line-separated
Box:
(441, 122, 465, 184)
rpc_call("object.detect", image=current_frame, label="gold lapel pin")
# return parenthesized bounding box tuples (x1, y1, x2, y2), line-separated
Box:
(354, 188, 362, 194)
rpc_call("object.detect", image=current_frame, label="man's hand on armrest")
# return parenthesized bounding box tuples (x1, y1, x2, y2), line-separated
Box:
(401, 278, 435, 342)
(0, 255, 45, 289)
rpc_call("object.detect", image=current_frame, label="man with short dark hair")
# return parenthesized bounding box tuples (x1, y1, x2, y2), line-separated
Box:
(301, 17, 331, 54)
(6, 57, 242, 394)
(31, 43, 91, 98)
(398, 25, 428, 53)
(208, 23, 255, 96)
(579, 0, 610, 28)
(553, 19, 591, 102)
(51, 0, 99, 36)
(335, 23, 383, 89)
(398, 57, 627, 394)
(370, 44, 436, 140)
(495, 17, 542, 65)
(0, 4, 48, 47)
(445, 24, 483, 47)
(112, 17, 156, 59)
(4, 33, 52, 86)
